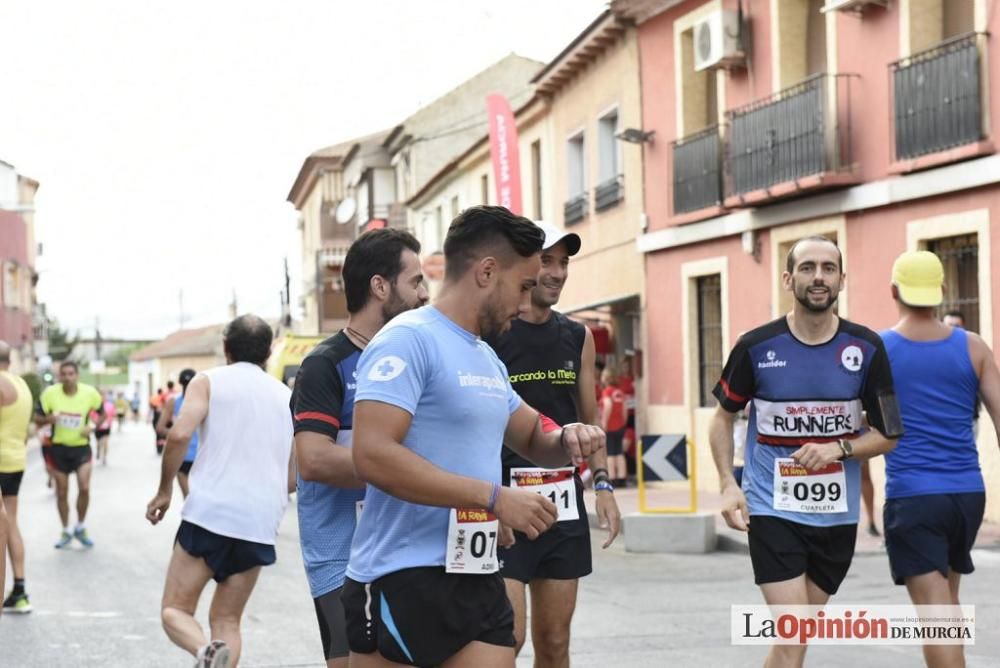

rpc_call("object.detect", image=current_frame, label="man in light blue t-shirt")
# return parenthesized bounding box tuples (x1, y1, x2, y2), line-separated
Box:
(342, 206, 606, 668)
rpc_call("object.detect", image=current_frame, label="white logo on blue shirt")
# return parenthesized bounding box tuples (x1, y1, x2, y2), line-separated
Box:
(758, 349, 787, 369)
(841, 346, 863, 372)
(368, 356, 407, 381)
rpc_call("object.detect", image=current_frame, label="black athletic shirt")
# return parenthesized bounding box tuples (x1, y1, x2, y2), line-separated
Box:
(487, 312, 586, 477)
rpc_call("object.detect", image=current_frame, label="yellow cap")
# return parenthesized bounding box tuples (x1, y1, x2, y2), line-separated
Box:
(891, 250, 944, 307)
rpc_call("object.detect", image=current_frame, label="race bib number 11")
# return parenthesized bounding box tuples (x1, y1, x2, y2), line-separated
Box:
(510, 467, 579, 522)
(446, 508, 499, 574)
(773, 458, 848, 514)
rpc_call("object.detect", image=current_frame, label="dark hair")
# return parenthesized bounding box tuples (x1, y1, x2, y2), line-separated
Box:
(179, 368, 196, 395)
(223, 314, 273, 365)
(443, 205, 544, 280)
(786, 235, 843, 273)
(166, 380, 175, 391)
(342, 229, 422, 314)
(59, 360, 79, 372)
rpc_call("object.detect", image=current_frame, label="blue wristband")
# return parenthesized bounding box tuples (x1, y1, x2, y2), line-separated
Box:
(486, 481, 501, 512)
(595, 480, 614, 493)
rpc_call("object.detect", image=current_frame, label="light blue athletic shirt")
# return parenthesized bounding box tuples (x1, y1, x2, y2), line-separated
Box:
(173, 395, 199, 463)
(346, 306, 522, 583)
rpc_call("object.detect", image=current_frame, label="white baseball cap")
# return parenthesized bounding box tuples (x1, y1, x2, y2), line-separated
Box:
(535, 221, 581, 256)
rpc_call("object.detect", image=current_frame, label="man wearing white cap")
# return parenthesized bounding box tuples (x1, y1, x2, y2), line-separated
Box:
(881, 250, 1000, 668)
(487, 221, 621, 666)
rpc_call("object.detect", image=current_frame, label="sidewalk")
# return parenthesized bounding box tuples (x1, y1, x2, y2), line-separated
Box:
(584, 483, 1000, 554)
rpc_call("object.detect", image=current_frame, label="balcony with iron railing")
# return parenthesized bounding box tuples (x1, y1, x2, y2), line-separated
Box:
(594, 175, 624, 212)
(890, 32, 992, 172)
(564, 193, 588, 225)
(671, 124, 724, 220)
(724, 73, 858, 207)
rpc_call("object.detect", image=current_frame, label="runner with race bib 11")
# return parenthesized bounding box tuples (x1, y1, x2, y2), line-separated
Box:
(709, 235, 903, 668)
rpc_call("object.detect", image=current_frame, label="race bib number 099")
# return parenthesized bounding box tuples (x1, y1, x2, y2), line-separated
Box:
(772, 458, 848, 514)
(510, 467, 579, 522)
(446, 508, 499, 574)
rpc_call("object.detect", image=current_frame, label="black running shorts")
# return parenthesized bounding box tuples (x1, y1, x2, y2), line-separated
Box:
(314, 586, 350, 660)
(0, 470, 24, 497)
(748, 515, 856, 595)
(605, 428, 626, 456)
(884, 492, 985, 585)
(94, 429, 111, 439)
(178, 460, 193, 476)
(343, 567, 514, 666)
(499, 474, 592, 583)
(50, 444, 93, 474)
(175, 520, 276, 583)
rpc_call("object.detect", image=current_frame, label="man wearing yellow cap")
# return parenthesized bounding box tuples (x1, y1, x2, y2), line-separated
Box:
(881, 250, 1000, 668)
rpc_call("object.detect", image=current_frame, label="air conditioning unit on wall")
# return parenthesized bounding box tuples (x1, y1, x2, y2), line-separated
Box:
(694, 10, 744, 72)
(821, 0, 887, 12)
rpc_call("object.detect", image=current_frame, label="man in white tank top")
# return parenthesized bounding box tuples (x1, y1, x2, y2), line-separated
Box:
(145, 314, 294, 668)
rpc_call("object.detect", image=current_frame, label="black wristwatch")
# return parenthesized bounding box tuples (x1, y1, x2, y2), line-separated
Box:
(837, 439, 854, 460)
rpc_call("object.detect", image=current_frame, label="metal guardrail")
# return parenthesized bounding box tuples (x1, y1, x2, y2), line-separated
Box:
(890, 32, 986, 161)
(672, 125, 723, 214)
(564, 193, 588, 225)
(594, 175, 624, 212)
(725, 73, 854, 197)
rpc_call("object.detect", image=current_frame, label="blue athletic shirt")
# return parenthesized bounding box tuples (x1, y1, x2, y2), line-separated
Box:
(881, 327, 984, 499)
(713, 317, 902, 527)
(346, 306, 522, 584)
(173, 395, 199, 463)
(289, 331, 364, 598)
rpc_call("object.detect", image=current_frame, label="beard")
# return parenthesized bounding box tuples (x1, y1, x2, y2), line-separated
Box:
(531, 285, 560, 309)
(478, 298, 511, 340)
(381, 289, 418, 323)
(793, 279, 839, 313)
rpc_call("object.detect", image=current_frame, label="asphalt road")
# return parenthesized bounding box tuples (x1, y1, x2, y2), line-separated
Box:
(1, 422, 997, 666)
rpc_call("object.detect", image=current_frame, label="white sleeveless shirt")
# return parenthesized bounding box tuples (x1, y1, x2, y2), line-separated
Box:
(181, 362, 293, 544)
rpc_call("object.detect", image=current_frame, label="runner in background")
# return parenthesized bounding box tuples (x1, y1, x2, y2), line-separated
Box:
(600, 366, 628, 488)
(114, 392, 129, 432)
(881, 251, 998, 668)
(92, 391, 115, 466)
(157, 369, 199, 498)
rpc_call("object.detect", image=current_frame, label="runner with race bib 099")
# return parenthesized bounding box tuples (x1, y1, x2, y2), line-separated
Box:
(709, 235, 903, 668)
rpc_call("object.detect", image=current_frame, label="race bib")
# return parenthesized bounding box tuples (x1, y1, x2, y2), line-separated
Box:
(510, 467, 579, 522)
(772, 458, 848, 514)
(355, 500, 364, 523)
(57, 413, 84, 430)
(445, 508, 499, 574)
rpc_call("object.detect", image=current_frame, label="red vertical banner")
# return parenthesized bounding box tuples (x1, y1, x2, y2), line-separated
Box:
(486, 94, 523, 215)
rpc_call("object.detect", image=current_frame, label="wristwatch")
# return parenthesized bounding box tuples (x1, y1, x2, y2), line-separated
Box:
(837, 439, 854, 460)
(595, 480, 615, 493)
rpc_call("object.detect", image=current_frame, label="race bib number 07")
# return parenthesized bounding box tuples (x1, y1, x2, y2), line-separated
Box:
(446, 508, 499, 574)
(510, 467, 579, 522)
(772, 458, 848, 514)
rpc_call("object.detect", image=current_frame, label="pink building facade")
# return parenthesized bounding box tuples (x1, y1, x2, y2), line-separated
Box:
(614, 0, 1000, 518)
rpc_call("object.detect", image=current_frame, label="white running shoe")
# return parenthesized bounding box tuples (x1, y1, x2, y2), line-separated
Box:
(195, 640, 230, 668)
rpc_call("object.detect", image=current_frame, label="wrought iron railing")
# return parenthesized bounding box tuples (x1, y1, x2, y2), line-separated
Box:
(725, 73, 854, 197)
(672, 125, 723, 214)
(564, 194, 588, 225)
(594, 175, 624, 212)
(890, 32, 986, 161)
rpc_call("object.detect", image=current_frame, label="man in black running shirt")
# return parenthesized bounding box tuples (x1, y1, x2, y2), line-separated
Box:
(488, 222, 621, 666)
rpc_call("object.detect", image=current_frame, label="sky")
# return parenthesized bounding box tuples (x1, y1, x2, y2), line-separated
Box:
(0, 0, 608, 340)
